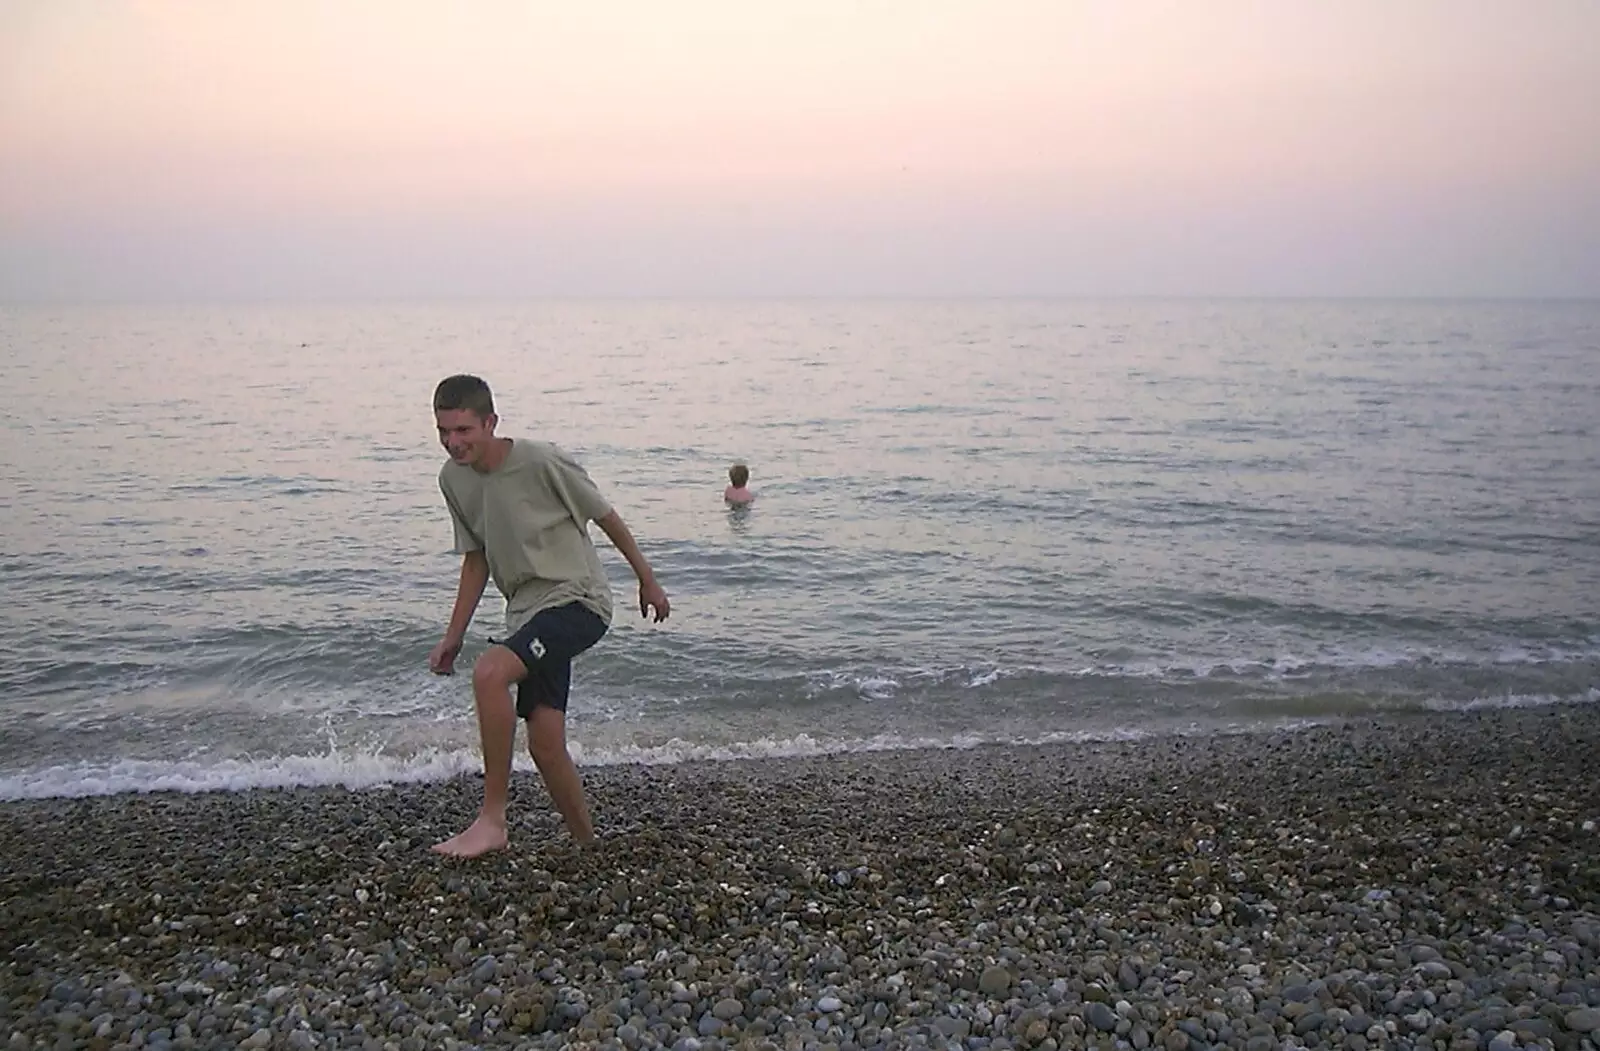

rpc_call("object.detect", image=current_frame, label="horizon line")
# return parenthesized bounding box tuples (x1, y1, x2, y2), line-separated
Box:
(4, 292, 1598, 308)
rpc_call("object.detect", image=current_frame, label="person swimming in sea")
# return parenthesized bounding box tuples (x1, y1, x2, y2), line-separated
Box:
(724, 463, 755, 506)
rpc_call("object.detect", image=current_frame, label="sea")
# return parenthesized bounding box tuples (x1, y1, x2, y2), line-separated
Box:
(1, 299, 1597, 800)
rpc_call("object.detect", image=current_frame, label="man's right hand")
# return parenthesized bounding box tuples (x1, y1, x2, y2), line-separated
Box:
(429, 636, 464, 675)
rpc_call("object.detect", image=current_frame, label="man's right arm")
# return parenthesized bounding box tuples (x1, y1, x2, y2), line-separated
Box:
(430, 550, 489, 674)
(445, 550, 489, 643)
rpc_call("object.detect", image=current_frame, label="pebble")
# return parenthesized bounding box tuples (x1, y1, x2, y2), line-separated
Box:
(1, 706, 1597, 1051)
(979, 966, 1012, 995)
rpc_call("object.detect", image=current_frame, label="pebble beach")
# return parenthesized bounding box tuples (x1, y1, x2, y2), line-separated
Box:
(4, 706, 1599, 1051)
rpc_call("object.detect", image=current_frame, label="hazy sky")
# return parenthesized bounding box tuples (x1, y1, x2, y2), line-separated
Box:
(2, 0, 1598, 301)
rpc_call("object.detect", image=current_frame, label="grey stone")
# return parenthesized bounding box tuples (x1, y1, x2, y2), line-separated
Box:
(979, 967, 1013, 996)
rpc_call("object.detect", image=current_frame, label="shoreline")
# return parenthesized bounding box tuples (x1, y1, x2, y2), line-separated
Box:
(4, 705, 1599, 1050)
(6, 701, 1596, 804)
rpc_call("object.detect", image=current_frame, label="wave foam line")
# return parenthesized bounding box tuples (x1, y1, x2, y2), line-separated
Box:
(0, 726, 1157, 801)
(1079, 643, 1600, 681)
(1423, 686, 1600, 712)
(0, 748, 484, 802)
(2, 689, 1593, 801)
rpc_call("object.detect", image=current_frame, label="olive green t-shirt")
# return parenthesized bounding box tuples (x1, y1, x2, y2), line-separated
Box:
(438, 439, 614, 631)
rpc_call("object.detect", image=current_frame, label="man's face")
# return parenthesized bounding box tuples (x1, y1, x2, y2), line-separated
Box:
(435, 408, 496, 466)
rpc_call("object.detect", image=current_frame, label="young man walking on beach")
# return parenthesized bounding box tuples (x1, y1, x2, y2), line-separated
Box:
(428, 374, 670, 858)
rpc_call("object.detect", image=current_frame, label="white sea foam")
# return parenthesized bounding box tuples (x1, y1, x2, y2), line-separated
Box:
(0, 725, 1153, 801)
(796, 642, 1600, 699)
(1079, 642, 1600, 681)
(0, 748, 483, 801)
(1422, 686, 1600, 712)
(2, 687, 1593, 801)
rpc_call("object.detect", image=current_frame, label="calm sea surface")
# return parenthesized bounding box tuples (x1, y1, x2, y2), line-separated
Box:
(1, 300, 1597, 798)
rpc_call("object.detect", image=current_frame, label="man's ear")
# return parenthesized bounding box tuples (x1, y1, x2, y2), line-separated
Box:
(485, 412, 499, 433)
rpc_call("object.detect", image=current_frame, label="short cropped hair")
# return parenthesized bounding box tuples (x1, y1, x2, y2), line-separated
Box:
(729, 463, 750, 487)
(434, 374, 495, 419)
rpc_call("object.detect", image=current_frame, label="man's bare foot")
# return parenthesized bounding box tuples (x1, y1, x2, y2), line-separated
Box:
(431, 816, 508, 858)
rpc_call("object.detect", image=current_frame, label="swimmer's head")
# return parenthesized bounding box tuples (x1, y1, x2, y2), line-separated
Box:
(729, 463, 750, 487)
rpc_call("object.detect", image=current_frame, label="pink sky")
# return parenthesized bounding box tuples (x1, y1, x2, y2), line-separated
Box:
(2, 0, 1597, 300)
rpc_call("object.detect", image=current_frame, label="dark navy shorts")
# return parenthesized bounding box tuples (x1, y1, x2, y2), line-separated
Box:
(491, 601, 609, 718)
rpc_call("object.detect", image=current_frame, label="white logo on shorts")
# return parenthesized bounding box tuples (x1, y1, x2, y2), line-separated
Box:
(529, 637, 546, 660)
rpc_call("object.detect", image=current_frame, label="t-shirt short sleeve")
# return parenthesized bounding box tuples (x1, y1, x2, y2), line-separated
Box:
(544, 447, 613, 525)
(441, 481, 484, 554)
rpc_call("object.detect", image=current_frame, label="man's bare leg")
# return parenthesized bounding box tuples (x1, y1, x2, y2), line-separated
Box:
(527, 705, 595, 842)
(433, 646, 524, 857)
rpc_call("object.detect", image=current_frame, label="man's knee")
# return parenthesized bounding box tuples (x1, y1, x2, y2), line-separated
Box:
(472, 646, 525, 692)
(526, 709, 568, 766)
(528, 734, 565, 768)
